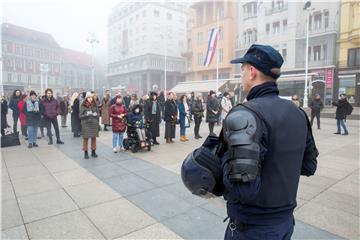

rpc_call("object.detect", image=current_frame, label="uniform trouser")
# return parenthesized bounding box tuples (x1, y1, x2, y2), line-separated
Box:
(194, 116, 201, 136)
(13, 115, 19, 132)
(83, 137, 96, 151)
(310, 112, 320, 129)
(224, 215, 295, 240)
(27, 126, 38, 144)
(337, 119, 348, 133)
(61, 114, 67, 127)
(45, 117, 60, 141)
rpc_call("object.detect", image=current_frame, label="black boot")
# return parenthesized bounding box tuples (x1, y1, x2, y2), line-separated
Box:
(28, 143, 33, 148)
(48, 138, 53, 145)
(84, 151, 89, 159)
(91, 150, 98, 158)
(56, 139, 64, 144)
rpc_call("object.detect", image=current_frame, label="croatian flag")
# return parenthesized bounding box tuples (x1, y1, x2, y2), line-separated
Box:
(203, 28, 219, 67)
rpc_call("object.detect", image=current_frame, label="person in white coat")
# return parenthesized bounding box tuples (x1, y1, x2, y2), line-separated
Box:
(221, 92, 233, 124)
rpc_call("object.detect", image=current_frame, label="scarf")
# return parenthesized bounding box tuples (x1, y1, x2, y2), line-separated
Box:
(26, 98, 39, 112)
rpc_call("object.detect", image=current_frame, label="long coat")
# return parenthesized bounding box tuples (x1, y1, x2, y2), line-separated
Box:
(206, 97, 220, 123)
(101, 97, 111, 125)
(79, 102, 100, 138)
(333, 99, 352, 120)
(1, 99, 9, 129)
(192, 99, 204, 119)
(18, 100, 26, 126)
(164, 100, 178, 122)
(110, 103, 127, 133)
(178, 102, 189, 129)
(71, 99, 81, 134)
(144, 100, 161, 137)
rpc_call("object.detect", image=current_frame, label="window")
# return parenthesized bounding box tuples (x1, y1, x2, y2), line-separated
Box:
(348, 48, 360, 67)
(283, 19, 287, 32)
(7, 73, 12, 82)
(27, 75, 31, 84)
(219, 48, 224, 63)
(136, 14, 139, 21)
(308, 47, 311, 61)
(202, 75, 208, 80)
(323, 44, 327, 60)
(313, 45, 321, 61)
(218, 5, 224, 19)
(282, 48, 287, 61)
(266, 24, 270, 36)
(243, 2, 257, 18)
(154, 10, 160, 17)
(324, 11, 329, 28)
(197, 52, 204, 65)
(167, 13, 172, 20)
(314, 13, 322, 30)
(276, 0, 284, 9)
(273, 21, 280, 35)
(17, 74, 22, 82)
(197, 32, 203, 45)
(309, 16, 312, 31)
(219, 27, 223, 40)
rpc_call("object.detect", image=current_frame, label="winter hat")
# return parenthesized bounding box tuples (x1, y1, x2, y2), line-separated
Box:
(85, 91, 93, 99)
(29, 90, 37, 96)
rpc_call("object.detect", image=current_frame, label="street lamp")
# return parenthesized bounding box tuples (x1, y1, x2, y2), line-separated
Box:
(303, 1, 312, 108)
(86, 32, 99, 91)
(160, 26, 171, 96)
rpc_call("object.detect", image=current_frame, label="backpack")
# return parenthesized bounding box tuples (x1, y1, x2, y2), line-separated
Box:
(346, 103, 354, 115)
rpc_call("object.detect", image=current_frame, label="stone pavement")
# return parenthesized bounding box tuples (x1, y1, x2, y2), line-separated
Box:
(1, 117, 359, 239)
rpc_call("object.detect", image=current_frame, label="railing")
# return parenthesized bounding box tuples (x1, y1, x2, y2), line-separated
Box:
(295, 58, 336, 68)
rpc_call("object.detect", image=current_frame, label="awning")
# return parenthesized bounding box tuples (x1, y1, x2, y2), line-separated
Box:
(277, 73, 319, 82)
(170, 79, 228, 93)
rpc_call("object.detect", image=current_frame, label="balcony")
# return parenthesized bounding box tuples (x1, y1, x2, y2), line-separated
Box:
(296, 23, 338, 38)
(265, 3, 288, 16)
(296, 58, 336, 68)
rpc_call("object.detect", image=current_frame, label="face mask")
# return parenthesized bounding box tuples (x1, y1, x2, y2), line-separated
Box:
(135, 109, 140, 113)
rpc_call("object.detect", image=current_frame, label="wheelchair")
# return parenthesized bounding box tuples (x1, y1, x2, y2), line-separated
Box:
(123, 121, 151, 153)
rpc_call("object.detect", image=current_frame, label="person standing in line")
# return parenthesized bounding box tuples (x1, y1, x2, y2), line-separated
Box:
(17, 94, 28, 139)
(101, 90, 111, 131)
(178, 95, 190, 142)
(144, 92, 161, 145)
(24, 91, 43, 148)
(9, 89, 22, 132)
(129, 94, 140, 111)
(191, 93, 204, 139)
(158, 91, 166, 120)
(1, 96, 9, 136)
(123, 91, 131, 110)
(309, 94, 324, 130)
(41, 88, 64, 145)
(221, 92, 233, 125)
(164, 92, 178, 143)
(70, 92, 81, 137)
(59, 95, 69, 128)
(291, 94, 300, 107)
(79, 92, 100, 159)
(206, 90, 220, 136)
(332, 93, 353, 135)
(110, 95, 127, 152)
(189, 91, 195, 122)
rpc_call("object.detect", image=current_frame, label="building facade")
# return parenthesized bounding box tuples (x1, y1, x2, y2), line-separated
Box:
(107, 2, 187, 95)
(183, 1, 237, 83)
(336, 0, 360, 106)
(234, 0, 340, 106)
(1, 23, 62, 96)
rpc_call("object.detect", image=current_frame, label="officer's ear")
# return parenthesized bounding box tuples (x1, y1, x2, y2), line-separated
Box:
(249, 65, 258, 81)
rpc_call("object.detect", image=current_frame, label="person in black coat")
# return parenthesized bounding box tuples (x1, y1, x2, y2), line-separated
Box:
(8, 89, 22, 132)
(309, 94, 324, 129)
(123, 92, 131, 110)
(164, 92, 178, 143)
(158, 91, 166, 120)
(70, 92, 81, 137)
(192, 94, 204, 139)
(144, 92, 161, 145)
(1, 96, 9, 136)
(206, 90, 220, 136)
(332, 93, 353, 135)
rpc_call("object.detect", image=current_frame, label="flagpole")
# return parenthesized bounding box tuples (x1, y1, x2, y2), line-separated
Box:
(216, 13, 219, 92)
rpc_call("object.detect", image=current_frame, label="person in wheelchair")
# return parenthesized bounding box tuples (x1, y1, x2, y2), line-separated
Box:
(127, 104, 148, 148)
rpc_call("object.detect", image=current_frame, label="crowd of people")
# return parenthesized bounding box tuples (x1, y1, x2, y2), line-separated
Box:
(0, 88, 354, 157)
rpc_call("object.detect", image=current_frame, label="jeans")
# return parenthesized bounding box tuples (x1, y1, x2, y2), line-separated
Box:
(44, 117, 60, 141)
(113, 132, 124, 148)
(337, 119, 348, 133)
(180, 127, 186, 136)
(311, 112, 321, 129)
(27, 126, 38, 144)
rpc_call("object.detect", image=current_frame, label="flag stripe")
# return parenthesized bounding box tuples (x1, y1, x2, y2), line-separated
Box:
(204, 28, 218, 67)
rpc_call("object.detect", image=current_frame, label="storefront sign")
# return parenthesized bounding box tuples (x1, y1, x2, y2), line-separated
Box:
(326, 69, 333, 88)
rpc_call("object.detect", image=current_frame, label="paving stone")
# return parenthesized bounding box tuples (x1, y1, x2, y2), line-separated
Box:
(12, 174, 61, 197)
(315, 166, 351, 180)
(4, 154, 40, 169)
(83, 198, 156, 239)
(2, 169, 10, 183)
(161, 182, 207, 206)
(200, 202, 227, 219)
(102, 173, 155, 197)
(2, 180, 15, 201)
(65, 180, 121, 208)
(297, 183, 325, 201)
(42, 158, 80, 173)
(17, 189, 78, 223)
(135, 166, 180, 186)
(115, 158, 156, 172)
(7, 164, 49, 181)
(329, 179, 359, 198)
(75, 157, 111, 168)
(1, 198, 23, 230)
(117, 223, 182, 239)
(53, 168, 98, 187)
(26, 210, 104, 239)
(85, 162, 129, 180)
(128, 188, 194, 221)
(1, 224, 28, 240)
(292, 220, 345, 239)
(299, 175, 337, 189)
(162, 207, 226, 240)
(295, 202, 359, 239)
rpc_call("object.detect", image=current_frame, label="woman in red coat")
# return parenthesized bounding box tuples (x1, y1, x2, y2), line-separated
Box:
(18, 94, 27, 139)
(110, 95, 127, 153)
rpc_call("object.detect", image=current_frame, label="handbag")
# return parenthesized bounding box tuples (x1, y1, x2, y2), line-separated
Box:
(184, 115, 190, 128)
(1, 129, 21, 148)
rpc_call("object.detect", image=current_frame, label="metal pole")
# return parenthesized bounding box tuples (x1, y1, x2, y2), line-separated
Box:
(91, 43, 95, 91)
(164, 32, 167, 96)
(40, 64, 44, 94)
(303, 10, 310, 108)
(216, 13, 219, 92)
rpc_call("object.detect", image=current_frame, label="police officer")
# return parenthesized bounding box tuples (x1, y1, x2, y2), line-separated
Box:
(181, 44, 318, 240)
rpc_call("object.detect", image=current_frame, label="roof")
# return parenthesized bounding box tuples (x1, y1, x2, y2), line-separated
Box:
(170, 79, 228, 93)
(62, 48, 92, 67)
(2, 22, 60, 48)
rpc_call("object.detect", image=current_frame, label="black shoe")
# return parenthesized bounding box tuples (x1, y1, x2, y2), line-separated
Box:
(333, 132, 341, 134)
(104, 128, 108, 131)
(28, 143, 33, 148)
(91, 150, 98, 158)
(33, 143, 39, 147)
(342, 132, 349, 135)
(153, 141, 160, 145)
(48, 140, 53, 145)
(318, 128, 321, 130)
(198, 135, 203, 138)
(84, 151, 89, 159)
(195, 136, 199, 139)
(56, 140, 64, 144)
(37, 136, 42, 139)
(25, 137, 28, 140)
